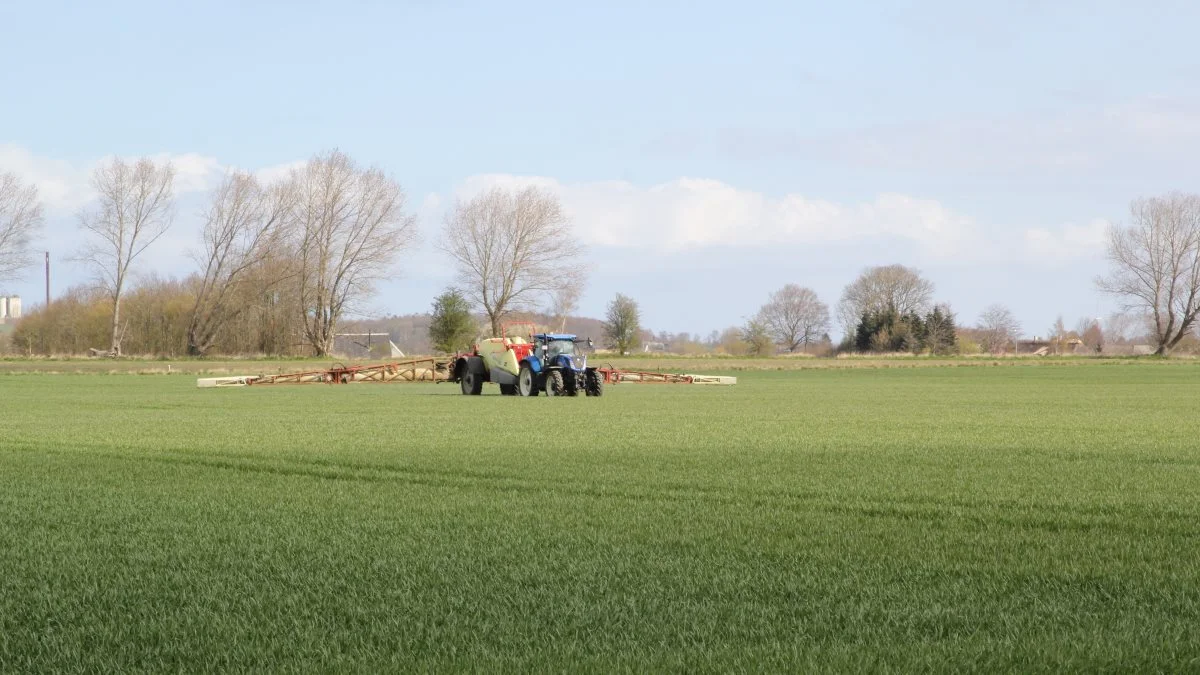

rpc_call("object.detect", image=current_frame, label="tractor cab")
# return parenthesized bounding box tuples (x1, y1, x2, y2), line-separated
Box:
(536, 333, 576, 362)
(532, 333, 594, 372)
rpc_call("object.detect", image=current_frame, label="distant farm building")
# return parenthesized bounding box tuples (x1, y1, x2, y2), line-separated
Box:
(0, 295, 21, 324)
(1098, 344, 1155, 356)
(1018, 337, 1082, 355)
(1019, 337, 1155, 356)
(332, 332, 406, 359)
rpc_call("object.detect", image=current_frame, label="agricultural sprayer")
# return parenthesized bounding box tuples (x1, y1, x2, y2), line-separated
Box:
(197, 323, 736, 391)
(451, 322, 603, 397)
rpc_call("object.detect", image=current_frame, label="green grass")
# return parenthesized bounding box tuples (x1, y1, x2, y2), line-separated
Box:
(1, 364, 1199, 672)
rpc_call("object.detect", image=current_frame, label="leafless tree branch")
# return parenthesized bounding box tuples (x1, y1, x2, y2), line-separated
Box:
(0, 172, 45, 283)
(286, 150, 417, 356)
(440, 186, 585, 336)
(1096, 192, 1200, 355)
(756, 284, 830, 352)
(977, 304, 1021, 354)
(837, 264, 934, 335)
(74, 157, 175, 355)
(186, 172, 295, 355)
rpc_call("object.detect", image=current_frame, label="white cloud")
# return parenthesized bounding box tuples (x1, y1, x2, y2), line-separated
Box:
(457, 174, 979, 257)
(418, 192, 442, 217)
(1024, 219, 1110, 262)
(0, 146, 304, 215)
(684, 96, 1200, 176)
(135, 152, 225, 195)
(0, 146, 312, 299)
(2, 144, 1116, 294)
(0, 144, 93, 213)
(1105, 97, 1200, 140)
(253, 160, 308, 185)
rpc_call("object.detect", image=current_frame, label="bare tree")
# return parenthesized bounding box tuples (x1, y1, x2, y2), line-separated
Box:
(1102, 312, 1138, 345)
(289, 150, 417, 356)
(0, 172, 44, 283)
(76, 157, 175, 355)
(440, 186, 584, 336)
(549, 280, 583, 333)
(716, 326, 748, 356)
(186, 173, 293, 356)
(837, 264, 934, 334)
(239, 254, 305, 355)
(603, 293, 640, 355)
(757, 284, 830, 352)
(977, 304, 1021, 354)
(740, 317, 774, 356)
(1049, 315, 1067, 354)
(1075, 317, 1103, 353)
(1097, 192, 1200, 355)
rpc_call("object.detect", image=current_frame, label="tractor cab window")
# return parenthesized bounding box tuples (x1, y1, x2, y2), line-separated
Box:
(546, 339, 575, 360)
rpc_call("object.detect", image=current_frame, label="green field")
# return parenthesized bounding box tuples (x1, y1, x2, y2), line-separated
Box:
(2, 363, 1199, 671)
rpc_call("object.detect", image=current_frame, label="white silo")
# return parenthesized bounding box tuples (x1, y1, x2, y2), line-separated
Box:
(8, 296, 20, 319)
(0, 296, 8, 319)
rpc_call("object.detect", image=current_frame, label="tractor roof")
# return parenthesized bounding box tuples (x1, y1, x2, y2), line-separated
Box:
(533, 333, 577, 341)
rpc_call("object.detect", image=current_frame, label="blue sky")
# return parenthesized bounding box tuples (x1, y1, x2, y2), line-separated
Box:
(3, 0, 1200, 339)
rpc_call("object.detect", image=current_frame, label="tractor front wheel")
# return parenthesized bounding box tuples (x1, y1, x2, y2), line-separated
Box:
(518, 365, 538, 397)
(563, 370, 579, 396)
(585, 370, 604, 397)
(544, 370, 565, 397)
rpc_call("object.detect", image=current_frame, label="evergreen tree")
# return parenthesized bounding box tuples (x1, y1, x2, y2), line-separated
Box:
(906, 311, 927, 351)
(853, 303, 955, 354)
(428, 289, 476, 354)
(923, 305, 958, 355)
(854, 311, 875, 352)
(854, 304, 903, 352)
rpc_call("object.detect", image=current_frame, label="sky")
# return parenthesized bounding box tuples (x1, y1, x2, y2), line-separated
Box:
(3, 0, 1200, 340)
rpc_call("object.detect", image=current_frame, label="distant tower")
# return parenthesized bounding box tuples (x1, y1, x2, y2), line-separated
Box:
(1, 296, 8, 319)
(8, 296, 20, 319)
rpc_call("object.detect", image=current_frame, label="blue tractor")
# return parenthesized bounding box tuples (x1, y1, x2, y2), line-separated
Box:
(517, 333, 604, 397)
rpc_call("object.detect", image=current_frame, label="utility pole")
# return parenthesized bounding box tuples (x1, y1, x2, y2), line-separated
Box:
(40, 251, 50, 356)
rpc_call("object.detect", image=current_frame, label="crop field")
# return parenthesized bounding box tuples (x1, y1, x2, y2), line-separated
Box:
(2, 362, 1199, 671)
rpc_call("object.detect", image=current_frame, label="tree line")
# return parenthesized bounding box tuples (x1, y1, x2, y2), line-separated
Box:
(7, 151, 417, 357)
(3, 159, 1200, 357)
(4, 153, 582, 357)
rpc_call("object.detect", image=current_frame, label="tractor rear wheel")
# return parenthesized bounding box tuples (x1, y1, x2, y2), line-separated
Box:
(461, 368, 483, 395)
(585, 370, 604, 397)
(518, 364, 538, 397)
(544, 370, 565, 397)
